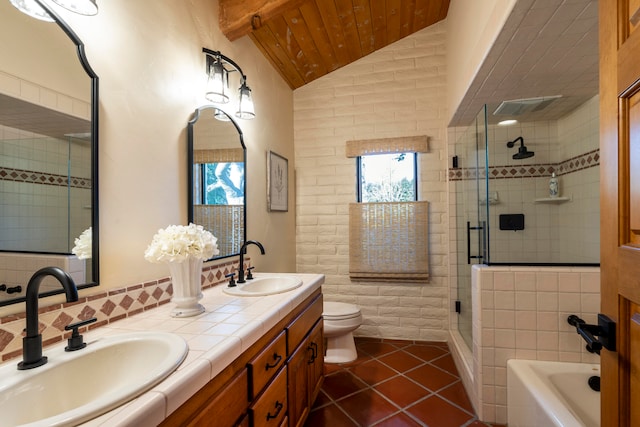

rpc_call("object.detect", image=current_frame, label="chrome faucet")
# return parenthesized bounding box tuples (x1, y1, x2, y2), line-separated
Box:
(237, 240, 265, 284)
(18, 267, 79, 370)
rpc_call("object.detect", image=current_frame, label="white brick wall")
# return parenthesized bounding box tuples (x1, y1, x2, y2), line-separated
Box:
(293, 22, 449, 342)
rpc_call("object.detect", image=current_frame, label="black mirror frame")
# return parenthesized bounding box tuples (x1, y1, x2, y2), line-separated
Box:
(187, 106, 246, 261)
(0, 1, 100, 307)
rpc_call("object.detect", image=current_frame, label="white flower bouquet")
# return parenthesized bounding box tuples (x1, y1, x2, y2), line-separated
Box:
(144, 223, 219, 263)
(72, 227, 92, 259)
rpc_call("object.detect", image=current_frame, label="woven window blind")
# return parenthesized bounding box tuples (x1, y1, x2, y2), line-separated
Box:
(194, 204, 244, 256)
(349, 201, 429, 282)
(194, 148, 244, 164)
(345, 135, 428, 157)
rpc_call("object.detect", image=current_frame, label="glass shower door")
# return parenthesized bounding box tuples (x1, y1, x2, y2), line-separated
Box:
(454, 106, 488, 350)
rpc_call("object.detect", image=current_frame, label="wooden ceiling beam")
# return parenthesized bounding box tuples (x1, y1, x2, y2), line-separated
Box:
(219, 0, 308, 41)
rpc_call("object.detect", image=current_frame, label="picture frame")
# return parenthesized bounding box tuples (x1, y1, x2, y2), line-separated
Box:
(267, 150, 288, 212)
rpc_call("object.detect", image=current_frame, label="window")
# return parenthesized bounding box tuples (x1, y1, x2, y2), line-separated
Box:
(357, 152, 417, 202)
(346, 136, 429, 282)
(194, 162, 245, 205)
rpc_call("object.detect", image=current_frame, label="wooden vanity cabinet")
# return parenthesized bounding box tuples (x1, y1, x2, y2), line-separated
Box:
(161, 290, 323, 427)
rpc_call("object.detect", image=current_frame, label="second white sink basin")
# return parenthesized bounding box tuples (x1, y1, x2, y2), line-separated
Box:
(0, 331, 188, 426)
(223, 275, 303, 296)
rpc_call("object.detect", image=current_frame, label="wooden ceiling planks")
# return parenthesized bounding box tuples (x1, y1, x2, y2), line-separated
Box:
(220, 0, 450, 89)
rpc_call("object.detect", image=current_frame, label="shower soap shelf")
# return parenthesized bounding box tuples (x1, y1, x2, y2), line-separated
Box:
(534, 196, 571, 203)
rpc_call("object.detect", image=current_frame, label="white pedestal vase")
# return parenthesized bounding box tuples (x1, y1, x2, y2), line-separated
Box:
(168, 257, 205, 317)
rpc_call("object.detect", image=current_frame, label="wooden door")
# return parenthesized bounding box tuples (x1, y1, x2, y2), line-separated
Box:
(600, 1, 640, 425)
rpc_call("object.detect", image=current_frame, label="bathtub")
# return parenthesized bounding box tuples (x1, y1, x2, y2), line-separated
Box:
(507, 359, 600, 427)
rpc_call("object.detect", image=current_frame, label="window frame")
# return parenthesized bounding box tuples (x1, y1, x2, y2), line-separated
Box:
(356, 152, 419, 203)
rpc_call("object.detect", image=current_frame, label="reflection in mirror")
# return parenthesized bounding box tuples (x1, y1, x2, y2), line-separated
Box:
(188, 107, 246, 260)
(0, 0, 99, 306)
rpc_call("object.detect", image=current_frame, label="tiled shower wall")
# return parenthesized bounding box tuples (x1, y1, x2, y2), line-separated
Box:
(448, 96, 600, 265)
(0, 253, 87, 303)
(0, 124, 92, 253)
(468, 265, 600, 424)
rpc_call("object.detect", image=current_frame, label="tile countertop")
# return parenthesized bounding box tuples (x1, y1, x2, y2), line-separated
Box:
(76, 272, 324, 426)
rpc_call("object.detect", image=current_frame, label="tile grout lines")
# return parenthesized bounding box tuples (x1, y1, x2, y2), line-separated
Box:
(306, 338, 500, 427)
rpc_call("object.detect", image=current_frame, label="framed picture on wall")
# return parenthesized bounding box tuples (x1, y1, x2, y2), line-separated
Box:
(267, 151, 288, 212)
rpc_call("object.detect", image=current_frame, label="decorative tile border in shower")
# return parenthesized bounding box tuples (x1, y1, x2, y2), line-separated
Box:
(0, 257, 243, 362)
(0, 166, 91, 189)
(448, 148, 599, 181)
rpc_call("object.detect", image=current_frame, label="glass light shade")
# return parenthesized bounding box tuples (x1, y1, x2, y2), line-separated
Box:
(235, 83, 255, 120)
(214, 109, 231, 122)
(10, 0, 54, 22)
(50, 0, 97, 15)
(205, 61, 229, 104)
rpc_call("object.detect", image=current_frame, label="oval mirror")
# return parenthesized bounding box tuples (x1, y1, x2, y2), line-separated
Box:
(0, 1, 99, 306)
(188, 107, 246, 260)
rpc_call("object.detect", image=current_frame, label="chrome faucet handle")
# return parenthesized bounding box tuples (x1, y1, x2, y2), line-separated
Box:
(64, 318, 97, 352)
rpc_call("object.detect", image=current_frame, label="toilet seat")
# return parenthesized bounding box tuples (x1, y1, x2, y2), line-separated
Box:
(323, 301, 361, 321)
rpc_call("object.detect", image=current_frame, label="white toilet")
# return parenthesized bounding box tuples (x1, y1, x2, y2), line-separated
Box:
(323, 301, 363, 364)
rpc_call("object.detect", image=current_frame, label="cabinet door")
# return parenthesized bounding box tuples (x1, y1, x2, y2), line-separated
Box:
(306, 321, 324, 405)
(287, 319, 324, 427)
(287, 336, 310, 427)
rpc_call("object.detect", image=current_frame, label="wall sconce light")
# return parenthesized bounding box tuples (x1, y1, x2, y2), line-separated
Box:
(203, 48, 255, 120)
(10, 0, 98, 22)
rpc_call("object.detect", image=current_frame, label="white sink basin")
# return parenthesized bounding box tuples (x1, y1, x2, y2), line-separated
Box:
(223, 275, 303, 296)
(0, 331, 188, 426)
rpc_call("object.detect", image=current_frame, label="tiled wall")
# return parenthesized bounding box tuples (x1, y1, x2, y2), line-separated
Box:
(0, 253, 88, 303)
(467, 265, 601, 424)
(294, 22, 449, 341)
(0, 258, 240, 362)
(448, 96, 600, 265)
(0, 124, 92, 253)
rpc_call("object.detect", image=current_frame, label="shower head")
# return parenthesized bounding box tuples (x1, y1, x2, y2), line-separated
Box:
(506, 136, 534, 160)
(513, 146, 535, 159)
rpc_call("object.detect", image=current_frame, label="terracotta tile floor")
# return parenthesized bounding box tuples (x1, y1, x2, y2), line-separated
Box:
(305, 338, 504, 427)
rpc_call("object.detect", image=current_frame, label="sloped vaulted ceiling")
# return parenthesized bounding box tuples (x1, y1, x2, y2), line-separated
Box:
(218, 0, 451, 89)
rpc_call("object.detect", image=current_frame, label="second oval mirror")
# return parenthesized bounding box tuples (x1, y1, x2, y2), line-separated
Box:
(188, 107, 246, 260)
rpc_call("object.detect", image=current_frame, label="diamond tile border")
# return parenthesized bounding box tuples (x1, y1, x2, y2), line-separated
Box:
(0, 166, 91, 189)
(448, 149, 599, 181)
(0, 258, 241, 362)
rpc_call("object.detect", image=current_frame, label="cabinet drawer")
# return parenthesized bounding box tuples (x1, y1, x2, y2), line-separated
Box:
(186, 369, 248, 427)
(287, 294, 323, 352)
(250, 367, 288, 427)
(248, 330, 287, 399)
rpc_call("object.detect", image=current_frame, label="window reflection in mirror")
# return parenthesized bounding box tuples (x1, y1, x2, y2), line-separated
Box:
(189, 107, 246, 260)
(195, 162, 245, 205)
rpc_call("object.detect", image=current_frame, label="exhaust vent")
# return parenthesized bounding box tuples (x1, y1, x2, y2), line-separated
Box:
(493, 95, 562, 116)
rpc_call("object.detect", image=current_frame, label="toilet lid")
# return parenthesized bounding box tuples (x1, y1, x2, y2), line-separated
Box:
(324, 301, 361, 319)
